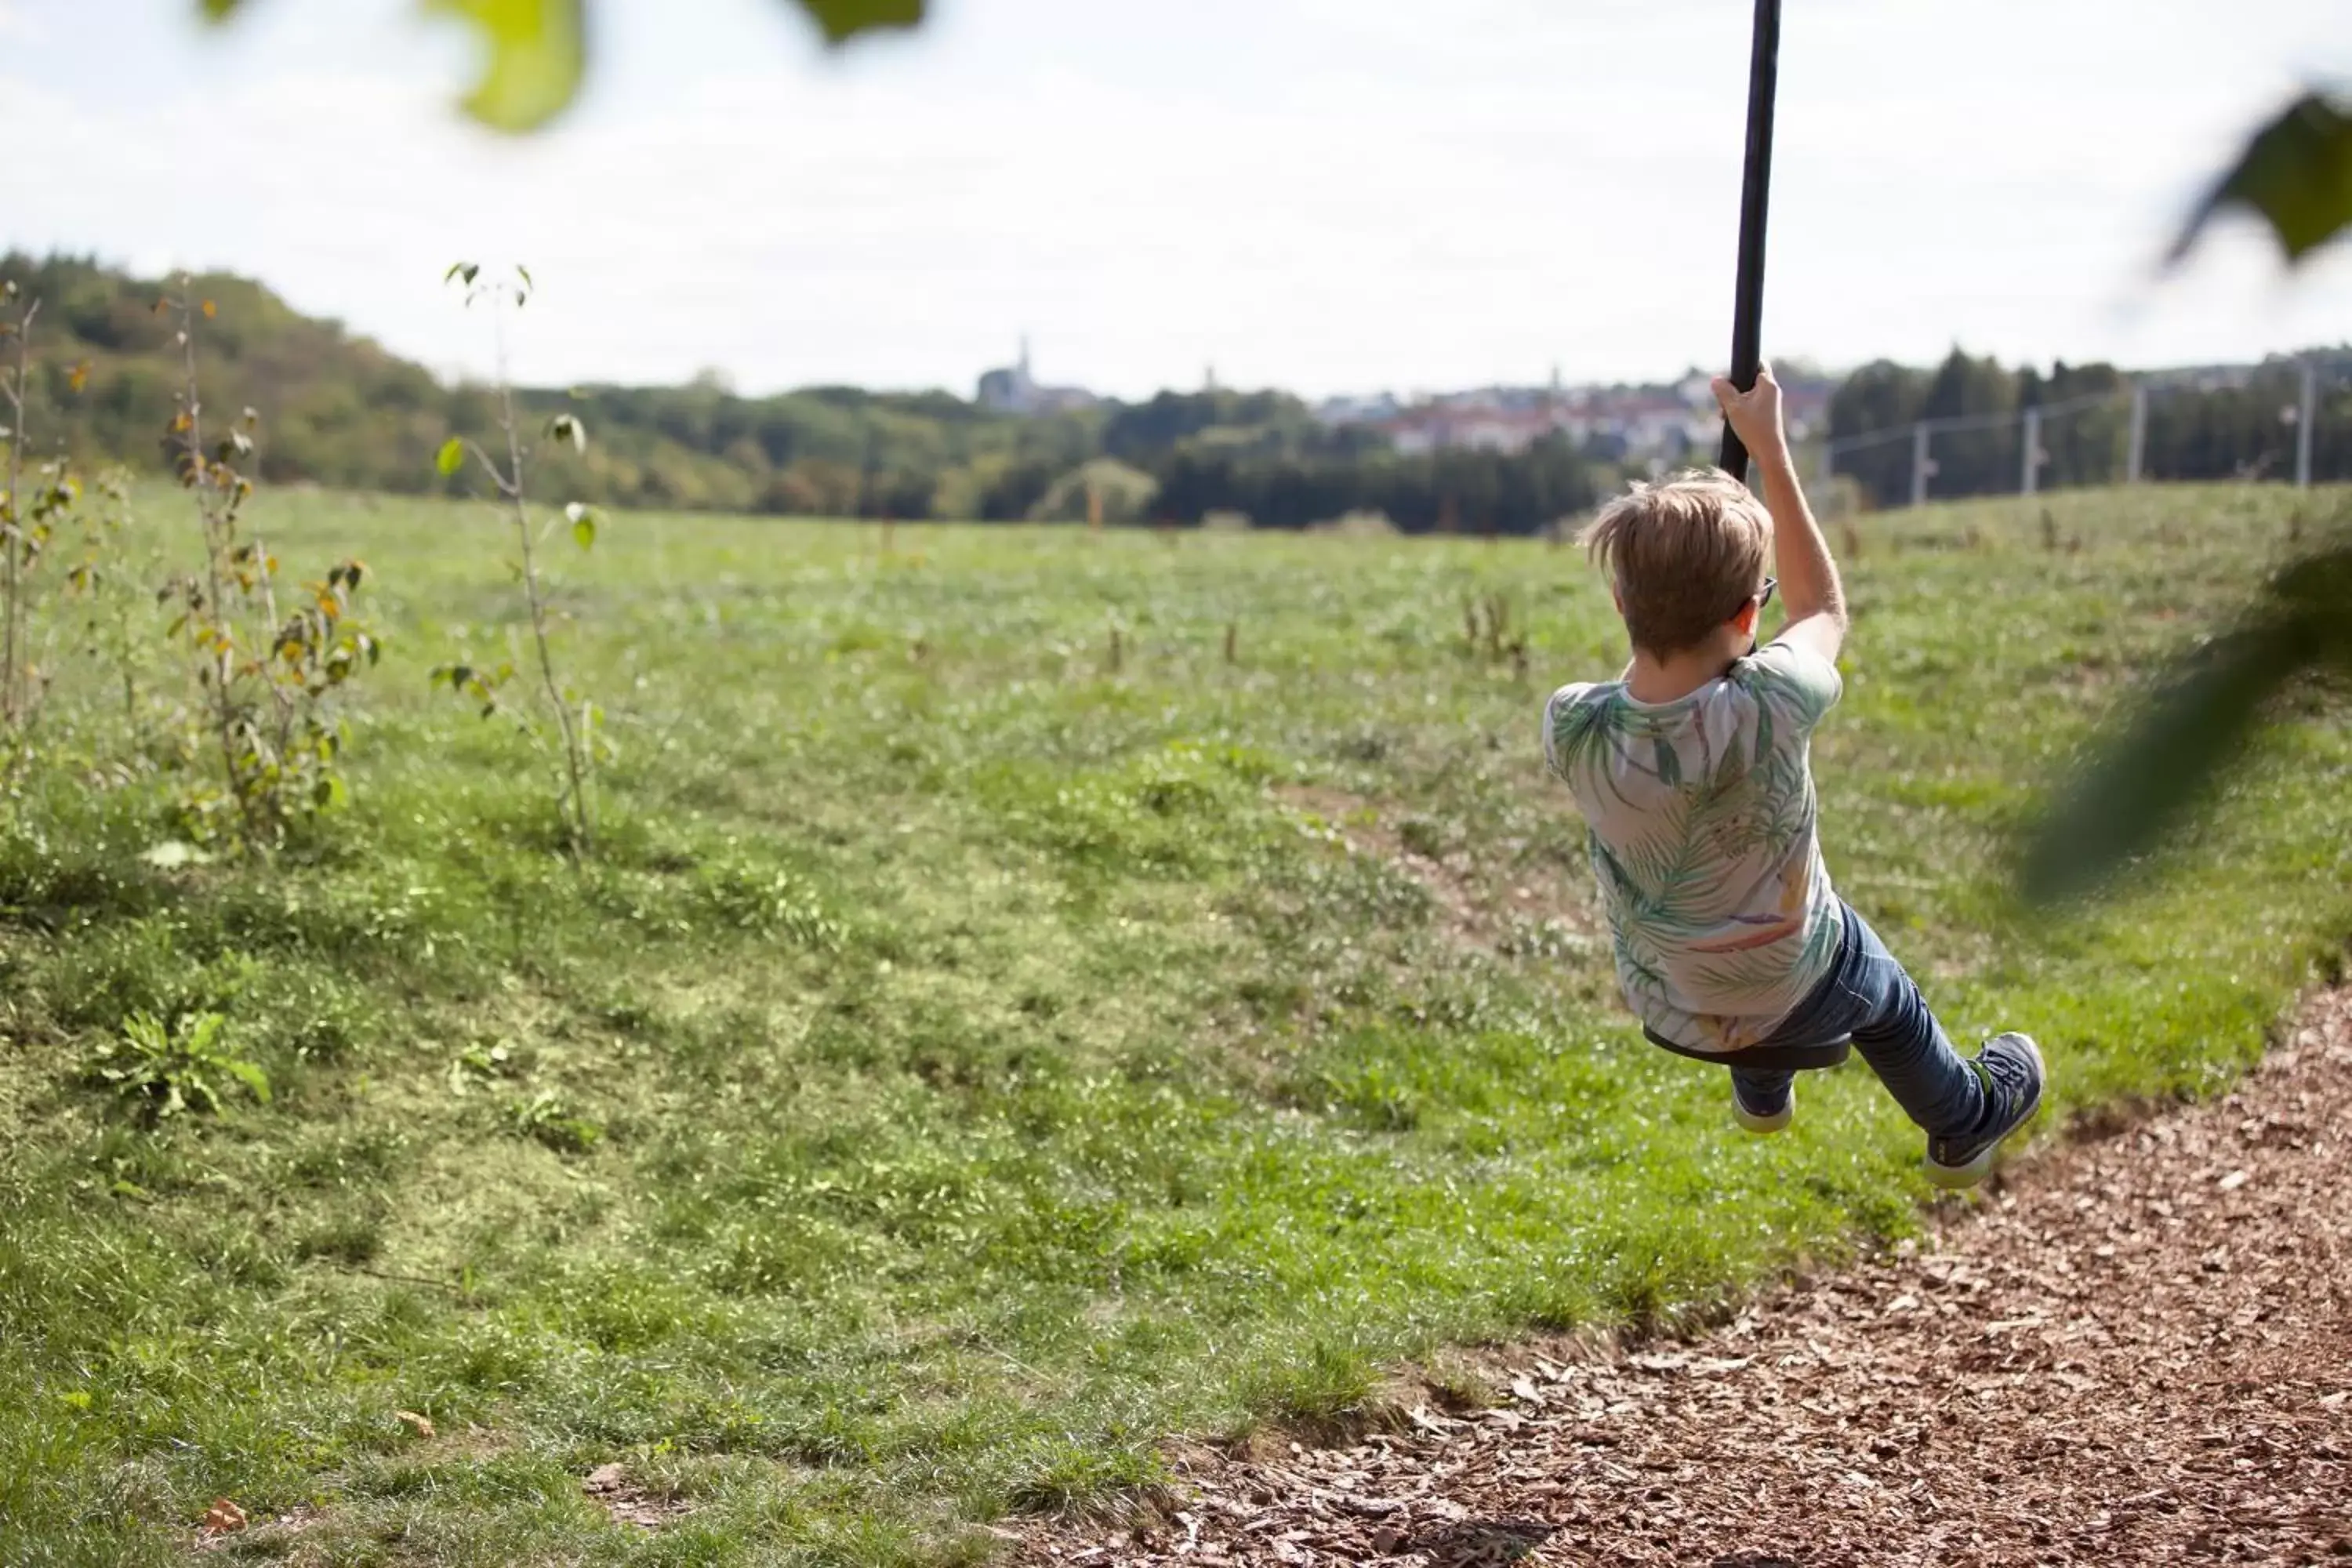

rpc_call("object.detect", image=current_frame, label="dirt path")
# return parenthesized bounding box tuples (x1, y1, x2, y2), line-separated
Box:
(1017, 994, 2352, 1566)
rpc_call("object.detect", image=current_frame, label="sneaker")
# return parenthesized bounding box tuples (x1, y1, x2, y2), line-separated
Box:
(1924, 1033, 2045, 1189)
(1732, 1076, 1794, 1135)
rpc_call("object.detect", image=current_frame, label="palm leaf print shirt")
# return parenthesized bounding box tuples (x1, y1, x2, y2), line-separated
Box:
(1542, 641, 1844, 1054)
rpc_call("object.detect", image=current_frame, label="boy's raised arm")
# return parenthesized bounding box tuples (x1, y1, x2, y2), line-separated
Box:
(1712, 365, 1847, 667)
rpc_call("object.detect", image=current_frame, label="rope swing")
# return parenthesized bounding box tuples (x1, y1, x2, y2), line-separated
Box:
(1719, 0, 1783, 481)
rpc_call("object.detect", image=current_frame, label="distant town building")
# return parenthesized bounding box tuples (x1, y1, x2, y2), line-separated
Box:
(1385, 405, 1567, 456)
(1315, 370, 1835, 463)
(1313, 392, 1403, 426)
(976, 337, 1102, 416)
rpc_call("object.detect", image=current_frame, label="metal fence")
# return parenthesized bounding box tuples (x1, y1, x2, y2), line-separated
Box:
(1816, 360, 2350, 510)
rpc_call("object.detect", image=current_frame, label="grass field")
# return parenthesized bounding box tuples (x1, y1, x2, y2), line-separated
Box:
(2, 482, 2348, 1566)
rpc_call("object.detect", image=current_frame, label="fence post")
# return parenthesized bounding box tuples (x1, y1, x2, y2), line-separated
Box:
(2020, 406, 2042, 496)
(2126, 381, 2148, 484)
(2296, 358, 2317, 490)
(1909, 422, 1930, 509)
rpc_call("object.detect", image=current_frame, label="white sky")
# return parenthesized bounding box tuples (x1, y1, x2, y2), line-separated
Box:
(2, 0, 2348, 399)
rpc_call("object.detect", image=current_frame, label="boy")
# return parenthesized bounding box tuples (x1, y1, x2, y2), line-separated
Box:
(1542, 365, 2042, 1189)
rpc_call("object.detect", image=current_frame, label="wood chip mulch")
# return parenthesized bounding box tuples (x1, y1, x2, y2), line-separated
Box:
(1016, 992, 2352, 1566)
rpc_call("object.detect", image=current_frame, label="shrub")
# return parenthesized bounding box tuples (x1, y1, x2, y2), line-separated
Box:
(86, 1011, 270, 1120)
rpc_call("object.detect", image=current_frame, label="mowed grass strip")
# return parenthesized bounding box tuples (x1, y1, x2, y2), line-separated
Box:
(1, 485, 2347, 1566)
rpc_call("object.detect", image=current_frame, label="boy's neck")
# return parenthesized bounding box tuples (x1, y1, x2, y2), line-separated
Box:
(1624, 633, 1749, 705)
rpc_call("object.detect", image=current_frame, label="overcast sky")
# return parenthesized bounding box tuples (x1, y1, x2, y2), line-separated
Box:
(2, 0, 2347, 399)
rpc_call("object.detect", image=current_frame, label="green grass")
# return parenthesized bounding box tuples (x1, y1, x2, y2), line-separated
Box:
(1, 484, 2347, 1565)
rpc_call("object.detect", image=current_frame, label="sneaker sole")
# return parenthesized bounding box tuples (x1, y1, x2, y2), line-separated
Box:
(1733, 1105, 1792, 1135)
(1922, 1141, 2001, 1189)
(1923, 1081, 2043, 1189)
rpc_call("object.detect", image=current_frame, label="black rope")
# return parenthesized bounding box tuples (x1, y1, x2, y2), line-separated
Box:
(1719, 0, 1783, 481)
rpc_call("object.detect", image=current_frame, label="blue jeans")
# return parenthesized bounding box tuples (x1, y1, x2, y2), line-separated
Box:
(1737, 898, 1986, 1139)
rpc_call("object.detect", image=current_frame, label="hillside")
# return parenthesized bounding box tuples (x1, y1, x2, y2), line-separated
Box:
(0, 253, 1099, 519)
(0, 254, 1607, 532)
(13, 252, 2347, 526)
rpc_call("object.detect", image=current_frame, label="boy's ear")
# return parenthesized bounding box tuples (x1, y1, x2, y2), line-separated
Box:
(1731, 599, 1760, 637)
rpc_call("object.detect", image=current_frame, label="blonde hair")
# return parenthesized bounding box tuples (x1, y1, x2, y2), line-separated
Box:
(1577, 469, 1770, 657)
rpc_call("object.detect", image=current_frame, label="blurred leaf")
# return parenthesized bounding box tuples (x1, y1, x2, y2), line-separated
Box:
(207, 1, 927, 129)
(423, 0, 586, 134)
(548, 413, 586, 452)
(223, 1058, 273, 1105)
(2023, 541, 2352, 905)
(435, 437, 466, 476)
(140, 840, 214, 869)
(793, 0, 925, 45)
(565, 499, 597, 548)
(2171, 93, 2352, 266)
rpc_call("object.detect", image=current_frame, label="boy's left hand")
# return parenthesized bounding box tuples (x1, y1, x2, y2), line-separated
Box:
(1711, 363, 1790, 464)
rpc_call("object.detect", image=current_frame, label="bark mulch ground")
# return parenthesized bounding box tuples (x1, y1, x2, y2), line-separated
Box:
(1015, 993, 2352, 1566)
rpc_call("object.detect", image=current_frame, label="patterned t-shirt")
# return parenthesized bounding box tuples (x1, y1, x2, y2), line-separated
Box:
(1542, 641, 1844, 1054)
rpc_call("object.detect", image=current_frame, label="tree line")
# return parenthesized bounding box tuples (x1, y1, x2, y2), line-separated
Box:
(3, 255, 1610, 535)
(15, 254, 2349, 530)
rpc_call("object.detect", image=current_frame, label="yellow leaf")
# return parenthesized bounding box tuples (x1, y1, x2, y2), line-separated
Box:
(423, 0, 586, 133)
(201, 299, 216, 319)
(67, 360, 91, 393)
(201, 1498, 248, 1534)
(396, 1409, 436, 1439)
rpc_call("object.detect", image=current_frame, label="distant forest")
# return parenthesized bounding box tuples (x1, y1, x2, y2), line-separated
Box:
(0, 255, 1602, 535)
(6, 254, 2349, 528)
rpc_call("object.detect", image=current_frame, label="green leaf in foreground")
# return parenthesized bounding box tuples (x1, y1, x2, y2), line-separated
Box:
(436, 437, 467, 477)
(423, 0, 586, 134)
(2170, 92, 2352, 266)
(2023, 540, 2352, 905)
(793, 0, 926, 45)
(212, 2, 928, 132)
(223, 1057, 274, 1105)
